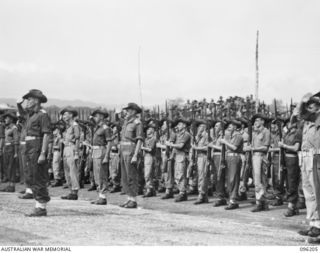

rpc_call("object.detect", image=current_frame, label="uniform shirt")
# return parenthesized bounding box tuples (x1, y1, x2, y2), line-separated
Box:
(252, 126, 271, 150)
(301, 121, 317, 150)
(121, 116, 143, 143)
(5, 124, 19, 145)
(63, 121, 80, 145)
(25, 108, 51, 137)
(110, 134, 120, 152)
(144, 133, 157, 155)
(270, 132, 280, 149)
(212, 132, 222, 153)
(92, 123, 112, 146)
(174, 129, 191, 154)
(284, 129, 302, 154)
(19, 122, 27, 142)
(225, 130, 243, 153)
(196, 131, 208, 148)
(301, 116, 320, 150)
(53, 134, 62, 150)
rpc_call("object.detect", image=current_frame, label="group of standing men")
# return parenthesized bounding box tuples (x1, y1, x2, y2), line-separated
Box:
(1, 89, 320, 244)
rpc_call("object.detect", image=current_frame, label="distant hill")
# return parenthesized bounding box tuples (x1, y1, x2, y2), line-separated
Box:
(0, 98, 117, 109)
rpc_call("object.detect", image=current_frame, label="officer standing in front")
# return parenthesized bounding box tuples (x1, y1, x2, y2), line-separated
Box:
(17, 89, 51, 217)
(119, 103, 143, 208)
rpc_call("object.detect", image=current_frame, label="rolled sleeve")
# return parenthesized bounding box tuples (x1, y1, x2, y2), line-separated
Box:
(135, 123, 144, 141)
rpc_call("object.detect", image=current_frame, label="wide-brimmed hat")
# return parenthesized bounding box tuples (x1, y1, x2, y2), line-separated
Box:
(22, 89, 47, 103)
(226, 118, 242, 128)
(60, 107, 78, 117)
(123, 103, 142, 114)
(194, 119, 207, 127)
(2, 111, 18, 122)
(91, 109, 109, 118)
(251, 113, 269, 124)
(176, 117, 191, 126)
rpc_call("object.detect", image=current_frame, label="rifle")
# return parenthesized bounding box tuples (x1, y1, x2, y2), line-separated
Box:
(187, 118, 197, 179)
(241, 117, 253, 181)
(274, 99, 286, 187)
(217, 118, 226, 181)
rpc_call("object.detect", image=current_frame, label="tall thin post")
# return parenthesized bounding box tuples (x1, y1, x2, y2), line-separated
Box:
(138, 46, 143, 107)
(255, 30, 259, 113)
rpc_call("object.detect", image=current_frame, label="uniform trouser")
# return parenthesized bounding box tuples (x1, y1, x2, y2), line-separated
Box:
(285, 156, 300, 205)
(174, 153, 188, 194)
(197, 154, 208, 195)
(109, 152, 120, 187)
(3, 145, 16, 183)
(165, 158, 175, 190)
(63, 145, 80, 191)
(313, 154, 320, 220)
(92, 147, 108, 197)
(226, 155, 241, 202)
(271, 154, 284, 198)
(159, 152, 167, 188)
(137, 155, 145, 191)
(301, 153, 320, 227)
(144, 153, 155, 189)
(214, 154, 226, 200)
(52, 150, 62, 180)
(239, 153, 248, 194)
(19, 144, 26, 183)
(252, 153, 268, 202)
(120, 144, 138, 197)
(25, 139, 50, 203)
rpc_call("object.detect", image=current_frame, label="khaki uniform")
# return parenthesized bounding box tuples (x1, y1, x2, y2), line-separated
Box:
(4, 124, 19, 184)
(143, 133, 157, 190)
(120, 116, 143, 197)
(109, 134, 120, 188)
(92, 123, 112, 198)
(173, 129, 191, 194)
(63, 121, 80, 191)
(252, 126, 271, 202)
(195, 132, 209, 195)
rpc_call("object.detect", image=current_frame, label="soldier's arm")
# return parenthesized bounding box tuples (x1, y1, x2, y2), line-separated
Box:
(13, 127, 19, 157)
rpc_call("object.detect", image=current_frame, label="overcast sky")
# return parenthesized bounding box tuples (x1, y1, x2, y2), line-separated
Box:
(0, 0, 319, 107)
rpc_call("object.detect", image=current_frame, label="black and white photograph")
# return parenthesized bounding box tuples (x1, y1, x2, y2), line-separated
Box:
(0, 0, 320, 249)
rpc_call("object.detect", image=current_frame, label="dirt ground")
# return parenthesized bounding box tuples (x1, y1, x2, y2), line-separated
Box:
(0, 183, 312, 246)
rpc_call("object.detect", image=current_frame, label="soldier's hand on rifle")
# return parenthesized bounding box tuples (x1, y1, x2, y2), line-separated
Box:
(243, 145, 252, 152)
(74, 152, 79, 161)
(14, 153, 18, 158)
(102, 156, 109, 164)
(220, 138, 226, 144)
(131, 155, 138, 164)
(278, 141, 285, 148)
(165, 141, 172, 147)
(38, 152, 46, 164)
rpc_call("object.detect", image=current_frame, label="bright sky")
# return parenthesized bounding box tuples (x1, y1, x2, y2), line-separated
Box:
(0, 0, 319, 107)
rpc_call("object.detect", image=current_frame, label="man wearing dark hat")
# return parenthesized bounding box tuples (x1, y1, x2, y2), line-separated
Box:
(89, 109, 112, 205)
(244, 114, 271, 212)
(0, 112, 19, 192)
(119, 103, 143, 208)
(296, 93, 320, 239)
(219, 119, 244, 210)
(17, 89, 51, 216)
(60, 107, 81, 200)
(108, 122, 121, 193)
(166, 118, 191, 202)
(191, 119, 209, 204)
(141, 121, 158, 197)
